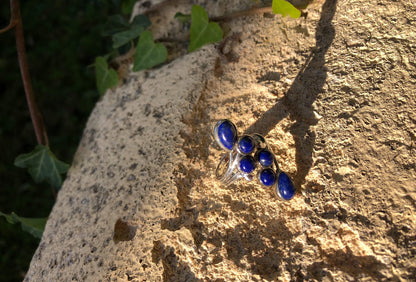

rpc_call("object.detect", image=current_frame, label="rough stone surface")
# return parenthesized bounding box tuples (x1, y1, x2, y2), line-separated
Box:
(26, 0, 416, 281)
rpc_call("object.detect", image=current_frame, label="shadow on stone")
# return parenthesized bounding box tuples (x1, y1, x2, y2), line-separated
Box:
(245, 0, 338, 189)
(152, 240, 200, 282)
(223, 219, 292, 280)
(306, 250, 388, 280)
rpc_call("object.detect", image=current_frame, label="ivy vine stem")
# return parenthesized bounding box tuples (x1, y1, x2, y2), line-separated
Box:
(1, 0, 49, 146)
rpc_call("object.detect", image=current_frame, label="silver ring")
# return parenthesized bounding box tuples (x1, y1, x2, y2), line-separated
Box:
(212, 120, 296, 200)
(215, 150, 254, 186)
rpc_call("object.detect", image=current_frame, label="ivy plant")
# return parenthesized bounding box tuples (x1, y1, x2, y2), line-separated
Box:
(101, 15, 131, 37)
(95, 56, 119, 96)
(0, 212, 47, 239)
(14, 145, 70, 188)
(272, 0, 301, 18)
(188, 5, 223, 52)
(112, 15, 151, 48)
(133, 30, 168, 71)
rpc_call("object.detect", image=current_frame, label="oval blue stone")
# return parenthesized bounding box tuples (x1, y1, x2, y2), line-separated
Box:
(259, 168, 276, 186)
(215, 120, 237, 150)
(239, 156, 256, 174)
(238, 135, 255, 154)
(277, 172, 296, 200)
(257, 149, 274, 167)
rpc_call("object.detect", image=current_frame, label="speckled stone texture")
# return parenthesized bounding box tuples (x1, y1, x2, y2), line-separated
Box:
(26, 0, 416, 281)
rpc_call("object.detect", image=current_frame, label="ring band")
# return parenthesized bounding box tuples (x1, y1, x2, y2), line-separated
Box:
(215, 150, 251, 186)
(213, 119, 296, 200)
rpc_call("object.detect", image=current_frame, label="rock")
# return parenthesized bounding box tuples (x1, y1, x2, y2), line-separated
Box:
(25, 0, 416, 280)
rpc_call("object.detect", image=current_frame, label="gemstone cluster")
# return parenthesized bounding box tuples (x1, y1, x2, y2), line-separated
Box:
(213, 119, 296, 200)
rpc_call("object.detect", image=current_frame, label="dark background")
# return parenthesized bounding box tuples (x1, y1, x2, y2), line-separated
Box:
(0, 1, 129, 280)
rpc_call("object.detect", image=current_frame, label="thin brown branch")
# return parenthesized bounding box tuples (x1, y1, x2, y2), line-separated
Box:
(8, 0, 49, 146)
(0, 20, 17, 34)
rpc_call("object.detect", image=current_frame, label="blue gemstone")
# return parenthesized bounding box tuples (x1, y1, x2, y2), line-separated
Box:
(277, 172, 296, 200)
(238, 135, 255, 154)
(239, 156, 256, 174)
(259, 168, 276, 186)
(257, 149, 274, 167)
(215, 120, 237, 150)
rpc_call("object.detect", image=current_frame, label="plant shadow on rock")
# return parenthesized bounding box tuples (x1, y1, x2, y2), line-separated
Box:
(245, 0, 338, 190)
(212, 216, 294, 280)
(306, 250, 388, 280)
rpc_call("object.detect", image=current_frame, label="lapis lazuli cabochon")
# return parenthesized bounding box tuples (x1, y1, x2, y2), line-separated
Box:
(259, 168, 276, 186)
(239, 156, 256, 174)
(258, 149, 274, 167)
(238, 135, 255, 154)
(277, 172, 296, 200)
(216, 120, 237, 150)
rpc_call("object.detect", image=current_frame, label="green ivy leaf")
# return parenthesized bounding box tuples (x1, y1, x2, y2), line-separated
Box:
(0, 211, 47, 239)
(94, 56, 119, 96)
(131, 14, 151, 27)
(101, 15, 130, 37)
(112, 29, 141, 49)
(189, 5, 223, 52)
(133, 30, 167, 71)
(272, 0, 301, 18)
(112, 15, 151, 48)
(174, 12, 191, 24)
(121, 0, 137, 15)
(14, 145, 70, 188)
